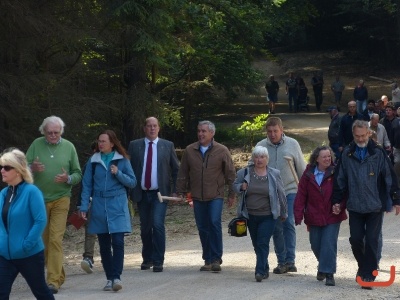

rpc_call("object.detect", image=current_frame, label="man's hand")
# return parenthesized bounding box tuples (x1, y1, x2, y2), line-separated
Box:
(31, 157, 45, 172)
(227, 196, 235, 208)
(55, 167, 69, 183)
(393, 205, 400, 215)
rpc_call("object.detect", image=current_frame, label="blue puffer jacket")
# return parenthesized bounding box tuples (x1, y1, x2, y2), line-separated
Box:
(0, 182, 47, 259)
(80, 151, 136, 234)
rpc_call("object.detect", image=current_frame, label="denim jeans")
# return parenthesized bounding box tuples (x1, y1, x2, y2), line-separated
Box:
(248, 214, 277, 275)
(288, 90, 298, 112)
(98, 232, 125, 281)
(348, 210, 383, 280)
(0, 251, 54, 300)
(137, 190, 168, 265)
(273, 193, 296, 265)
(193, 198, 223, 263)
(356, 99, 366, 115)
(309, 223, 341, 274)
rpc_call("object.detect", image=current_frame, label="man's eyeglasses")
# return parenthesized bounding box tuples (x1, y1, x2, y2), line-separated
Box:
(46, 131, 61, 136)
(0, 165, 14, 172)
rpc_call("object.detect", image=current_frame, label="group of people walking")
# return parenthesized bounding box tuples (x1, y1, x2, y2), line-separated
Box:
(1, 105, 400, 298)
(266, 73, 400, 115)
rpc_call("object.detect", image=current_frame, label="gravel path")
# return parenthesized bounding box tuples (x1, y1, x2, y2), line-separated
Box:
(10, 212, 400, 299)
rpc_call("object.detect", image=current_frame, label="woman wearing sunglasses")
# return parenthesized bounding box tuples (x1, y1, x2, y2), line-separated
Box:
(0, 148, 54, 299)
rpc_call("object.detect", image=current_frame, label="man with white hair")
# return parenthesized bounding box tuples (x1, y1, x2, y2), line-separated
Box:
(368, 113, 391, 150)
(176, 120, 236, 273)
(333, 120, 400, 289)
(26, 116, 82, 294)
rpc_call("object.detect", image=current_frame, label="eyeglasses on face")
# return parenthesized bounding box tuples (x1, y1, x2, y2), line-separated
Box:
(46, 131, 61, 136)
(0, 165, 14, 172)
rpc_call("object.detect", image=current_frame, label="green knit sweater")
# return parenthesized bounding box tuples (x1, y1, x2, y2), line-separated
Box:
(26, 137, 82, 202)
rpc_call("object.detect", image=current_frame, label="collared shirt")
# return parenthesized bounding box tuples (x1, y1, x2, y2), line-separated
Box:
(314, 167, 325, 186)
(355, 146, 367, 161)
(44, 138, 62, 145)
(141, 137, 159, 190)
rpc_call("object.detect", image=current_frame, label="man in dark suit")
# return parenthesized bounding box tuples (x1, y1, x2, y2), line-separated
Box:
(128, 117, 180, 272)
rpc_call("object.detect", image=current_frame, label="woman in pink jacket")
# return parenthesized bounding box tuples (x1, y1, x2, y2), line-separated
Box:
(294, 146, 347, 287)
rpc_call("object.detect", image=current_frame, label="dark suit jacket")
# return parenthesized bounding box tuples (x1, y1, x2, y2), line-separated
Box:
(128, 138, 179, 202)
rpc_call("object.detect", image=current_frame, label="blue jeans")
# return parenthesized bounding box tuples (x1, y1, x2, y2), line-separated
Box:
(288, 90, 298, 112)
(348, 210, 383, 280)
(273, 193, 296, 265)
(0, 250, 54, 300)
(193, 198, 223, 263)
(137, 190, 168, 265)
(98, 232, 125, 281)
(356, 99, 366, 115)
(309, 223, 341, 274)
(248, 214, 277, 275)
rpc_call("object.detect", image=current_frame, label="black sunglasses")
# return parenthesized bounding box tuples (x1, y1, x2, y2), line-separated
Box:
(0, 165, 14, 172)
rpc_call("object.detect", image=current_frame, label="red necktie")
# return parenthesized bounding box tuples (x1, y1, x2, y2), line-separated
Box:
(144, 142, 153, 190)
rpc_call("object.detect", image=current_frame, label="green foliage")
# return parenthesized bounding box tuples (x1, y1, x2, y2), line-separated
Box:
(237, 114, 269, 149)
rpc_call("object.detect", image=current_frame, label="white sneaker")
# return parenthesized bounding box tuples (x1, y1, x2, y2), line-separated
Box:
(103, 280, 113, 291)
(112, 279, 122, 291)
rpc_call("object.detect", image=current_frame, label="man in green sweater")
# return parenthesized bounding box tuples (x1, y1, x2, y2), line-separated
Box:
(26, 116, 82, 294)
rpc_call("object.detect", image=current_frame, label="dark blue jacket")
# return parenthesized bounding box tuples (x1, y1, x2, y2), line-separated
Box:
(338, 112, 363, 147)
(353, 86, 368, 101)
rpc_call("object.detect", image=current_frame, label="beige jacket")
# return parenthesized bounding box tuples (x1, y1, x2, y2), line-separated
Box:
(176, 141, 235, 201)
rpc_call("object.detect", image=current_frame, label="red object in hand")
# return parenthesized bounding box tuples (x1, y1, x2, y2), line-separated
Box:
(67, 211, 85, 230)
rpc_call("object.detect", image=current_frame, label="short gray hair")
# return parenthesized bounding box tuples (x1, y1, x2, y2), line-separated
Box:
(370, 113, 379, 121)
(252, 146, 269, 160)
(198, 120, 216, 134)
(39, 116, 65, 135)
(352, 120, 369, 132)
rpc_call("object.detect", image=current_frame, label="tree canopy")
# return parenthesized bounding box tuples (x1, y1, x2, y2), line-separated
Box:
(1, 0, 399, 153)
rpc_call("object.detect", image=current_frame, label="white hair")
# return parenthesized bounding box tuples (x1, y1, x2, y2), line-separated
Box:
(39, 116, 65, 135)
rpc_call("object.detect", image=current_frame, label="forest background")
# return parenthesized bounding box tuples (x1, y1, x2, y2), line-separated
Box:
(1, 0, 400, 172)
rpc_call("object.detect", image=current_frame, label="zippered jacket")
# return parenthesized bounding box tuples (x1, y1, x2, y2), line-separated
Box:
(176, 141, 236, 201)
(0, 182, 47, 259)
(333, 140, 400, 213)
(80, 151, 136, 234)
(294, 165, 347, 226)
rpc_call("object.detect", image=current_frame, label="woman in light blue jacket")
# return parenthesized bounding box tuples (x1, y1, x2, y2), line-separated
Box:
(0, 148, 54, 299)
(80, 130, 136, 292)
(233, 146, 287, 282)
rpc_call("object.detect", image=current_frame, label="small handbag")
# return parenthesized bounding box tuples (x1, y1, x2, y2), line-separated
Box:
(228, 217, 248, 237)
